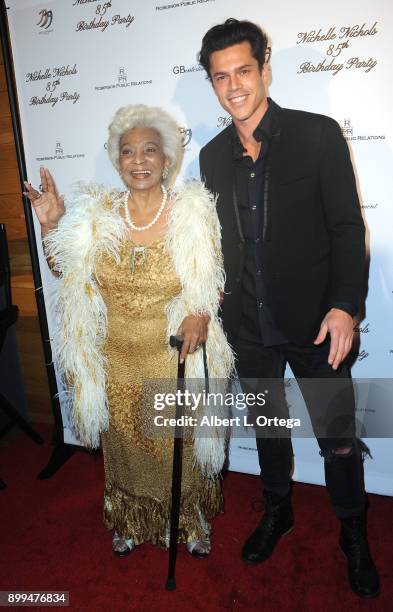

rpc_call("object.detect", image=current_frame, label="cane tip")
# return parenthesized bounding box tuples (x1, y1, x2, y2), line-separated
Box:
(165, 578, 176, 591)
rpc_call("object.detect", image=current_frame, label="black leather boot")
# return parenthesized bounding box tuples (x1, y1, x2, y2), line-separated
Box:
(340, 514, 380, 598)
(241, 490, 294, 565)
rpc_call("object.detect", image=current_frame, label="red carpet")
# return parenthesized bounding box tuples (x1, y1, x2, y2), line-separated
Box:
(0, 425, 391, 611)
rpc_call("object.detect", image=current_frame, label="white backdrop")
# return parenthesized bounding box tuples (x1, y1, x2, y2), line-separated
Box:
(7, 0, 393, 494)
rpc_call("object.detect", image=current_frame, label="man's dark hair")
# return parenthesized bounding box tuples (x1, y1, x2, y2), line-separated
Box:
(198, 18, 269, 81)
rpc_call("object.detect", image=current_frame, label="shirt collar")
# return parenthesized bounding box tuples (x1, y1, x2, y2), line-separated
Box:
(230, 97, 276, 160)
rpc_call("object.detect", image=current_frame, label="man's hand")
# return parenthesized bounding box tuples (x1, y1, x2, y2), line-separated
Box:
(176, 314, 210, 363)
(314, 308, 354, 370)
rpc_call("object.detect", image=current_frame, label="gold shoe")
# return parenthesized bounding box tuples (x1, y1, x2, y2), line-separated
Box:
(112, 531, 135, 557)
(186, 508, 211, 558)
(186, 538, 211, 559)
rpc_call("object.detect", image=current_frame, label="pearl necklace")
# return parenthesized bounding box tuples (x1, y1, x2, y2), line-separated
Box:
(123, 184, 167, 232)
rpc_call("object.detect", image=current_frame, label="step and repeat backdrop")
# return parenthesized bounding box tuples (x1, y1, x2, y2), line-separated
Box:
(7, 0, 393, 494)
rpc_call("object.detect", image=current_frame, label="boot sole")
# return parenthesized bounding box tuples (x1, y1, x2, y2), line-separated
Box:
(242, 525, 294, 566)
(339, 544, 380, 598)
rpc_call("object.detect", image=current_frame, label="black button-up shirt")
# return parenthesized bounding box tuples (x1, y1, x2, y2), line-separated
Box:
(230, 99, 357, 347)
(231, 101, 288, 346)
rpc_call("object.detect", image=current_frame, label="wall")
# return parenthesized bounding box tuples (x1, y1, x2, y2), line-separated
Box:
(0, 44, 52, 423)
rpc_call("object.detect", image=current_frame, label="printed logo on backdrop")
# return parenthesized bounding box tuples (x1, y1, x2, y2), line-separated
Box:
(354, 322, 370, 334)
(236, 446, 258, 453)
(296, 21, 378, 76)
(172, 65, 204, 75)
(73, 0, 134, 33)
(55, 142, 63, 157)
(340, 118, 386, 142)
(156, 0, 216, 11)
(95, 68, 152, 92)
(25, 64, 80, 108)
(361, 203, 378, 210)
(179, 127, 192, 149)
(118, 68, 127, 84)
(354, 320, 370, 363)
(36, 9, 53, 34)
(217, 116, 232, 129)
(36, 141, 85, 162)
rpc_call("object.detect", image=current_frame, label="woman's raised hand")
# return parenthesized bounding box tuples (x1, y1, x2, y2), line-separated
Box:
(23, 167, 65, 235)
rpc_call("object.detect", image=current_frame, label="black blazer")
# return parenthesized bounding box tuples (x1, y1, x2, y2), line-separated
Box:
(199, 100, 365, 346)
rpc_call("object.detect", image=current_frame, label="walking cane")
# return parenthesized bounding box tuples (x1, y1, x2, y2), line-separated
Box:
(165, 335, 185, 591)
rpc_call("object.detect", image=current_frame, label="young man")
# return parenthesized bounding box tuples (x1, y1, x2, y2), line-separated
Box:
(198, 18, 379, 598)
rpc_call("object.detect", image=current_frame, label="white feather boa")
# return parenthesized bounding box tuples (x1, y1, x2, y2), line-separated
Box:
(44, 180, 235, 475)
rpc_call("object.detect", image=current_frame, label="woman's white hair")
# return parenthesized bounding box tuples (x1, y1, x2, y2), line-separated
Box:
(107, 104, 182, 185)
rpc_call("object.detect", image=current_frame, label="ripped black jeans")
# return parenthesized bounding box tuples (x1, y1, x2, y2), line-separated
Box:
(235, 337, 370, 519)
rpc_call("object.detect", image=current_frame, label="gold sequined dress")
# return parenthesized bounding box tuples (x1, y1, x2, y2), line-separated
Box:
(96, 236, 223, 547)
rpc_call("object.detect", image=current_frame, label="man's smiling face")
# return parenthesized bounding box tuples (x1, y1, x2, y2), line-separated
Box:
(209, 41, 269, 124)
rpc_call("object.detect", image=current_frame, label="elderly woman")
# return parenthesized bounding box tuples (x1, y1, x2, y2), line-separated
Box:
(24, 105, 233, 558)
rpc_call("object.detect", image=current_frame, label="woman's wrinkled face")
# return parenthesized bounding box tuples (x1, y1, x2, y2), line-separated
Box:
(119, 127, 169, 191)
